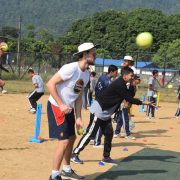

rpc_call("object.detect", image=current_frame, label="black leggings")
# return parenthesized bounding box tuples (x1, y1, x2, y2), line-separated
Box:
(28, 90, 44, 109)
(146, 96, 156, 117)
(175, 101, 180, 117)
(73, 113, 113, 158)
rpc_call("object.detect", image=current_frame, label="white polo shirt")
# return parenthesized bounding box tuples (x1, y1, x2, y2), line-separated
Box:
(49, 62, 90, 108)
(32, 75, 44, 93)
(130, 66, 137, 74)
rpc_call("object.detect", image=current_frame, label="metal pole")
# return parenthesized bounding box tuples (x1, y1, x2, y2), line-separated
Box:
(102, 56, 105, 74)
(135, 52, 138, 68)
(17, 16, 22, 78)
(162, 56, 166, 87)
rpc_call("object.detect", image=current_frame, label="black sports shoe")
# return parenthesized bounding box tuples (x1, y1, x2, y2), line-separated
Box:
(71, 153, 83, 164)
(49, 175, 62, 180)
(102, 157, 118, 166)
(61, 169, 84, 180)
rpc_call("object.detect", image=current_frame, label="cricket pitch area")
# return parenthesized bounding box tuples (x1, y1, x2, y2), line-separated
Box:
(0, 94, 180, 180)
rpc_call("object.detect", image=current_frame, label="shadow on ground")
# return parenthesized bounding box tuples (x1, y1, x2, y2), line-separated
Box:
(85, 148, 180, 180)
(0, 147, 29, 151)
(112, 142, 157, 148)
(133, 129, 170, 138)
(134, 120, 155, 124)
(86, 169, 167, 180)
(158, 117, 175, 119)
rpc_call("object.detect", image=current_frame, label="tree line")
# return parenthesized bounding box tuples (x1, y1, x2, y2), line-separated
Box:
(0, 0, 179, 35)
(0, 9, 179, 69)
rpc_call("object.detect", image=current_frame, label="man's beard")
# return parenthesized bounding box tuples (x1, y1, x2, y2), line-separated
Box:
(86, 58, 95, 65)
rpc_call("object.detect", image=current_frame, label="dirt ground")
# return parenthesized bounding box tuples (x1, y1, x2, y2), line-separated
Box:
(0, 94, 180, 180)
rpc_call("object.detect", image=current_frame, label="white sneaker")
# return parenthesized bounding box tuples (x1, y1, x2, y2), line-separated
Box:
(113, 134, 120, 138)
(125, 135, 136, 140)
(30, 108, 36, 114)
(2, 90, 7, 94)
(120, 133, 126, 138)
(90, 139, 94, 145)
(145, 116, 151, 120)
(93, 144, 103, 148)
(129, 120, 135, 131)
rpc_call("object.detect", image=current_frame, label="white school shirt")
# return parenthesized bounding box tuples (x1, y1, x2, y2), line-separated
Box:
(130, 66, 137, 74)
(49, 62, 90, 108)
(147, 76, 156, 97)
(32, 75, 44, 93)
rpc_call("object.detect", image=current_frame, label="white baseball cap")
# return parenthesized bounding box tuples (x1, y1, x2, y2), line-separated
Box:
(124, 55, 134, 61)
(73, 42, 99, 56)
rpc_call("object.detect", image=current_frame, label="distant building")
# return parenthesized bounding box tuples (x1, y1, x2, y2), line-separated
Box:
(90, 58, 178, 77)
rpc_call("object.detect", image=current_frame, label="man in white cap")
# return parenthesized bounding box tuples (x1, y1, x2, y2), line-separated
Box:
(122, 55, 137, 74)
(46, 42, 98, 180)
(114, 55, 137, 139)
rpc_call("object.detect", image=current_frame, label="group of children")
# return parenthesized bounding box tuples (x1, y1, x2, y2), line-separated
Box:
(1, 40, 179, 180)
(17, 42, 179, 180)
(45, 42, 156, 180)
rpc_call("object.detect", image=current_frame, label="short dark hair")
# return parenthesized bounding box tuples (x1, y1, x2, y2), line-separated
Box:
(27, 69, 34, 74)
(121, 66, 134, 75)
(152, 70, 158, 75)
(91, 71, 96, 77)
(108, 65, 118, 73)
(78, 52, 83, 59)
(134, 74, 141, 80)
(129, 61, 134, 66)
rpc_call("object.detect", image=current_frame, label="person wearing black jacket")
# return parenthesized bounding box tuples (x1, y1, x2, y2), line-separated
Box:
(175, 85, 180, 118)
(71, 67, 154, 165)
(114, 75, 141, 139)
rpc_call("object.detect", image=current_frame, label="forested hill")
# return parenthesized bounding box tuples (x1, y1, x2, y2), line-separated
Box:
(1, 0, 180, 35)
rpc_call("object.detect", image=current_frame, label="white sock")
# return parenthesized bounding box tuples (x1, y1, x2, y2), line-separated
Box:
(51, 170, 60, 178)
(63, 165, 71, 172)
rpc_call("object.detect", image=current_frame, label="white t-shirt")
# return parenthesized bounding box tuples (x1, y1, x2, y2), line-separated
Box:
(147, 76, 156, 97)
(130, 66, 137, 74)
(32, 75, 44, 93)
(49, 62, 90, 108)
